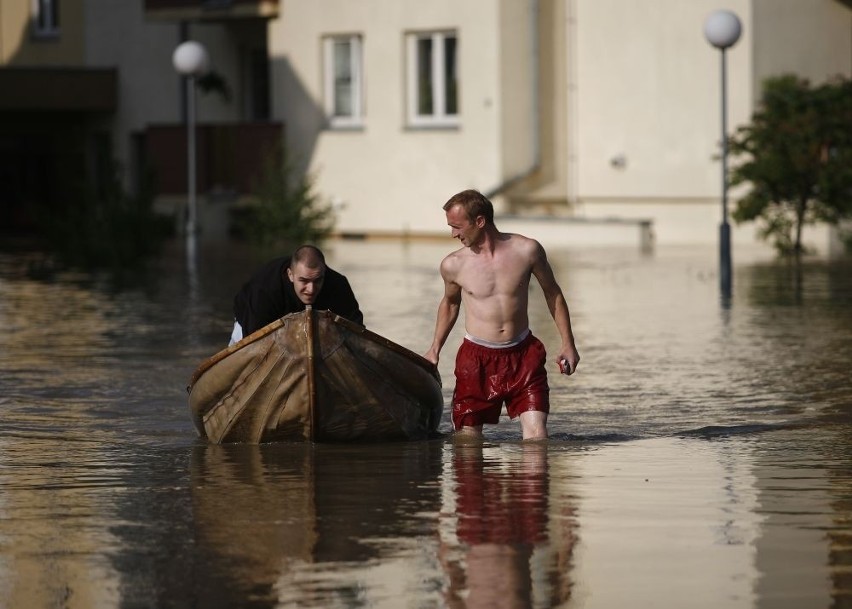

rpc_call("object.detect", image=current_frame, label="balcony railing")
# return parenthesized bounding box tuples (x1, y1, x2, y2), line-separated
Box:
(145, 122, 283, 196)
(144, 0, 279, 21)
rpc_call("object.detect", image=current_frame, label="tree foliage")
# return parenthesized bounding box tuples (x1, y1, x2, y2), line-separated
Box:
(234, 144, 335, 253)
(729, 75, 852, 255)
(37, 158, 171, 274)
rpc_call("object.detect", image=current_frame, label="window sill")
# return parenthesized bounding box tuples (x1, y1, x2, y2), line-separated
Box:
(31, 29, 60, 41)
(404, 123, 461, 132)
(326, 121, 365, 132)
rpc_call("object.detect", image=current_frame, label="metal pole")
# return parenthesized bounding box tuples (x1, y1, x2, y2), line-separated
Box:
(178, 22, 188, 123)
(719, 47, 732, 297)
(186, 75, 197, 237)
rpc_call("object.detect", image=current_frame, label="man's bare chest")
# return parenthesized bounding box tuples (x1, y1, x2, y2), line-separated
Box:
(457, 262, 530, 299)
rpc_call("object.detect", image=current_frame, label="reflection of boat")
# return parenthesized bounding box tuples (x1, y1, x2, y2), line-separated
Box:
(187, 308, 444, 443)
(188, 441, 445, 606)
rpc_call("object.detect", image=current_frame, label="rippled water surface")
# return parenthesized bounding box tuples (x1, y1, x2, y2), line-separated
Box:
(0, 239, 851, 608)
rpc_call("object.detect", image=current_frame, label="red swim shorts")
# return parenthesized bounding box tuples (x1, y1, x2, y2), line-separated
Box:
(452, 332, 550, 430)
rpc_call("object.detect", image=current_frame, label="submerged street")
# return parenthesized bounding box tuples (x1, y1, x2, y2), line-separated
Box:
(0, 239, 850, 608)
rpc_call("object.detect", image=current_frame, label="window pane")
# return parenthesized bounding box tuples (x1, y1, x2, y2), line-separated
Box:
(417, 37, 433, 116)
(444, 35, 458, 115)
(49, 0, 59, 28)
(333, 40, 353, 117)
(36, 0, 49, 29)
(35, 0, 59, 32)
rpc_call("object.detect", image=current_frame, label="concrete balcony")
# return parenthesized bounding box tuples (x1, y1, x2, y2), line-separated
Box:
(144, 0, 279, 22)
(0, 67, 116, 112)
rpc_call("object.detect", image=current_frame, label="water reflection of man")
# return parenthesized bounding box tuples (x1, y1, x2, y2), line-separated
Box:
(229, 244, 363, 345)
(442, 443, 575, 608)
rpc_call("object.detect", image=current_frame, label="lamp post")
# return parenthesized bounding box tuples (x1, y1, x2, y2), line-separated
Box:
(703, 10, 741, 298)
(172, 40, 209, 239)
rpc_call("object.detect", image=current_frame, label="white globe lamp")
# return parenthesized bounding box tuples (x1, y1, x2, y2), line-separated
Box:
(172, 41, 209, 77)
(703, 10, 742, 50)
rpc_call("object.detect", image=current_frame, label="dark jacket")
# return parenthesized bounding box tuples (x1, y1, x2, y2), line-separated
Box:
(233, 256, 363, 336)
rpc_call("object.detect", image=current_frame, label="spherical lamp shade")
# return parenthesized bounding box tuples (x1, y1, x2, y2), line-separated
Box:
(173, 41, 210, 76)
(703, 10, 742, 49)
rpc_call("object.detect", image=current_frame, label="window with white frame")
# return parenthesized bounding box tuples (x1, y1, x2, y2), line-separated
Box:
(32, 0, 60, 38)
(323, 34, 363, 128)
(406, 31, 458, 127)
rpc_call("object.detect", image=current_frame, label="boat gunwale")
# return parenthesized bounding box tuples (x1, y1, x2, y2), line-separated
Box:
(187, 310, 440, 392)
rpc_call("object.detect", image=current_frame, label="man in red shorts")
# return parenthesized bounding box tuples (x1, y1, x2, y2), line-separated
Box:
(424, 189, 580, 440)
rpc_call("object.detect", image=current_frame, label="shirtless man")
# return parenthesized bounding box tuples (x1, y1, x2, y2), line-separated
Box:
(424, 189, 580, 440)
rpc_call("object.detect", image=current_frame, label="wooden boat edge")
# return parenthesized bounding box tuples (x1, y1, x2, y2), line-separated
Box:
(324, 312, 441, 384)
(187, 310, 441, 393)
(186, 317, 286, 391)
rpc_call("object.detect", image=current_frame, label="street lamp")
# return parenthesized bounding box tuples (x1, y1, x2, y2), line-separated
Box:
(703, 10, 741, 298)
(172, 40, 210, 238)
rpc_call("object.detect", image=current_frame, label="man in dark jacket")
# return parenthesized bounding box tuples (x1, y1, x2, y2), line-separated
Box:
(229, 244, 363, 345)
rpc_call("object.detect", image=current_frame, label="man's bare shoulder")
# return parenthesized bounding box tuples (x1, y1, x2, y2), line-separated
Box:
(441, 247, 468, 265)
(500, 232, 543, 260)
(439, 248, 467, 279)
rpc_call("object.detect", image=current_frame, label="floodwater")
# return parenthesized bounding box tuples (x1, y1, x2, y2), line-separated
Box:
(0, 237, 851, 609)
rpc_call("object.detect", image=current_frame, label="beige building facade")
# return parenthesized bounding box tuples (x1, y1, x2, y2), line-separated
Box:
(2, 1, 849, 251)
(270, 0, 539, 238)
(270, 0, 852, 251)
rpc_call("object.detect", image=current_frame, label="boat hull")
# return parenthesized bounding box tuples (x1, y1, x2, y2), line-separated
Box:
(188, 309, 444, 443)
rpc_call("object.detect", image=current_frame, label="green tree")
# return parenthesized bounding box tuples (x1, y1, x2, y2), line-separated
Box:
(235, 144, 335, 253)
(729, 75, 852, 255)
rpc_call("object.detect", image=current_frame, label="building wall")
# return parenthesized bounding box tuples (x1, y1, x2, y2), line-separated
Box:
(572, 0, 753, 203)
(0, 0, 84, 65)
(753, 0, 852, 91)
(84, 1, 250, 194)
(497, 0, 537, 185)
(269, 0, 528, 236)
(527, 0, 569, 204)
(565, 0, 850, 252)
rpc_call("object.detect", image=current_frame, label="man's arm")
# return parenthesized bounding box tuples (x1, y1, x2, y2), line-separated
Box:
(338, 276, 364, 325)
(531, 243, 580, 375)
(321, 269, 364, 325)
(424, 258, 462, 365)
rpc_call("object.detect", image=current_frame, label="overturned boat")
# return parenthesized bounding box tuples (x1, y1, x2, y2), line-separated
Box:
(188, 307, 444, 443)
